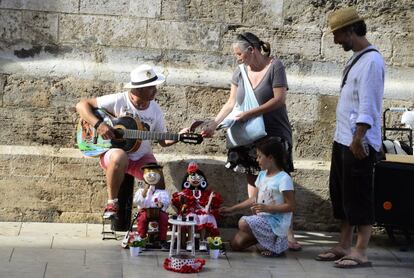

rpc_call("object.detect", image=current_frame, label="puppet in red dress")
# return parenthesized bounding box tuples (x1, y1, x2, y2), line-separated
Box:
(172, 161, 223, 251)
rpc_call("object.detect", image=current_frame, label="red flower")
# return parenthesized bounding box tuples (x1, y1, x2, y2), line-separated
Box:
(187, 161, 199, 174)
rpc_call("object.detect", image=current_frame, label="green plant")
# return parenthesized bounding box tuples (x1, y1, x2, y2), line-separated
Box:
(129, 237, 148, 248)
(207, 236, 222, 250)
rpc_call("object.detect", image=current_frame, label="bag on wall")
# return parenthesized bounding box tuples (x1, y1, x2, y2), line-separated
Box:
(222, 65, 267, 149)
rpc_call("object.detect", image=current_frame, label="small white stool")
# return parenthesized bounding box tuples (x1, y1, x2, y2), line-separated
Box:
(168, 218, 197, 257)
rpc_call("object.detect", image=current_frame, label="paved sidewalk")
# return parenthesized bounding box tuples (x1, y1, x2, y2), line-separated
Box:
(0, 222, 413, 278)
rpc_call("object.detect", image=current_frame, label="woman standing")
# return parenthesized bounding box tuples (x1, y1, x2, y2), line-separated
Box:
(202, 32, 301, 251)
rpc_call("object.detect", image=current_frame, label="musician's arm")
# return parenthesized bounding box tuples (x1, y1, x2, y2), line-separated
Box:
(76, 98, 114, 139)
(158, 127, 190, 147)
(76, 98, 100, 127)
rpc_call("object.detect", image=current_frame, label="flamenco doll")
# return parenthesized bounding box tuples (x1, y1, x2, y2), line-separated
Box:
(133, 163, 170, 250)
(172, 161, 223, 251)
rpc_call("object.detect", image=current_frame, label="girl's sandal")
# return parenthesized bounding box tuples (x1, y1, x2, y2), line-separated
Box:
(288, 240, 302, 251)
(260, 250, 285, 257)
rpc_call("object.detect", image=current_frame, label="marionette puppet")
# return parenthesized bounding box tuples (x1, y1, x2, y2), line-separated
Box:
(172, 162, 223, 251)
(133, 163, 170, 250)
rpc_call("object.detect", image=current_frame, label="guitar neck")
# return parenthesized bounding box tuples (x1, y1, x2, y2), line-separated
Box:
(124, 129, 180, 141)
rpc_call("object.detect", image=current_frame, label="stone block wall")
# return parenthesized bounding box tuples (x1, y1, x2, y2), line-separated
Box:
(0, 0, 413, 230)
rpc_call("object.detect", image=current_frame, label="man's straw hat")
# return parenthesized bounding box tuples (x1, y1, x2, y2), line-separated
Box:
(328, 7, 364, 32)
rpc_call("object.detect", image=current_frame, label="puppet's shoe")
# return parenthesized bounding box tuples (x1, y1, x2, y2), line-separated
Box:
(160, 241, 170, 251)
(186, 241, 193, 251)
(199, 241, 208, 252)
(103, 202, 118, 219)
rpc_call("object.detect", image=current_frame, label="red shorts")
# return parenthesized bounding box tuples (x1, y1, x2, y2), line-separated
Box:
(99, 149, 157, 180)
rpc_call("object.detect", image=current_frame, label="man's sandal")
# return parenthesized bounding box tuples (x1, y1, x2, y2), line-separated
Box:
(334, 256, 372, 268)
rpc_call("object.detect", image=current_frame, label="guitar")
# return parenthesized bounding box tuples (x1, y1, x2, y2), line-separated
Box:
(76, 109, 203, 157)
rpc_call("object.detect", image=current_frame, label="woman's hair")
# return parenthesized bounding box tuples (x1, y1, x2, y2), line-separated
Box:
(256, 137, 288, 172)
(235, 32, 271, 57)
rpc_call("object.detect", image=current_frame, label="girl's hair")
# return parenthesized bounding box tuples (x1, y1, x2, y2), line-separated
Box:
(235, 32, 271, 57)
(256, 137, 288, 172)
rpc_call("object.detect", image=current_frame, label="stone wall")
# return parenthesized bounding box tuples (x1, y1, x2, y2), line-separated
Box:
(0, 0, 413, 230)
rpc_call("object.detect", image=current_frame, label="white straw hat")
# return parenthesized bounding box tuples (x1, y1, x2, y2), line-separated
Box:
(124, 64, 165, 89)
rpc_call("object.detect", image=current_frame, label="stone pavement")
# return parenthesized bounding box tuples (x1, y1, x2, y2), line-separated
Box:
(0, 222, 413, 278)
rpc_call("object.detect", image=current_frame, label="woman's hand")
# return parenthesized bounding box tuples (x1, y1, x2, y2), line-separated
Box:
(201, 120, 218, 138)
(234, 111, 251, 122)
(178, 127, 190, 134)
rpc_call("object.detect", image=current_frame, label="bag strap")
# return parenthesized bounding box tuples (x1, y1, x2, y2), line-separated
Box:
(239, 64, 255, 99)
(341, 48, 378, 89)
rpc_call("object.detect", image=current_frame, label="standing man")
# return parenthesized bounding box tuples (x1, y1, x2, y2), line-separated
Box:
(315, 7, 385, 268)
(76, 64, 186, 219)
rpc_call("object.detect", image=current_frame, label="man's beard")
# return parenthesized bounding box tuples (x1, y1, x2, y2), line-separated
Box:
(342, 41, 353, 51)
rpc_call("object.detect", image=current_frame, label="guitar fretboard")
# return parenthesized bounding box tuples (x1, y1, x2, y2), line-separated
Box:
(124, 129, 180, 141)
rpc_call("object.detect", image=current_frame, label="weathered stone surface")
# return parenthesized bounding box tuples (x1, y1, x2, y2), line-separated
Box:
(161, 50, 234, 71)
(292, 168, 336, 231)
(147, 21, 222, 51)
(0, 156, 12, 176)
(187, 0, 243, 23)
(272, 26, 321, 60)
(392, 33, 414, 66)
(130, 0, 162, 18)
(0, 10, 22, 42)
(11, 156, 52, 178)
(0, 0, 79, 13)
(80, 0, 130, 16)
(160, 0, 189, 20)
(59, 14, 147, 47)
(291, 94, 337, 160)
(287, 94, 320, 124)
(0, 75, 5, 106)
(243, 0, 284, 27)
(3, 76, 51, 108)
(21, 11, 59, 44)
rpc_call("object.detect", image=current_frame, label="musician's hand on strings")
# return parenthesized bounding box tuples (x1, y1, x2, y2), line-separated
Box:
(97, 122, 115, 140)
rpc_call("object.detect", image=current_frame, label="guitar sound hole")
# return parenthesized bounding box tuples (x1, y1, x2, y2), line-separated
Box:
(113, 129, 125, 140)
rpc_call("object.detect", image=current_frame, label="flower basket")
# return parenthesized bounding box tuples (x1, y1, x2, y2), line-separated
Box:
(130, 246, 141, 257)
(207, 236, 222, 259)
(209, 249, 220, 259)
(128, 236, 148, 257)
(207, 237, 222, 250)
